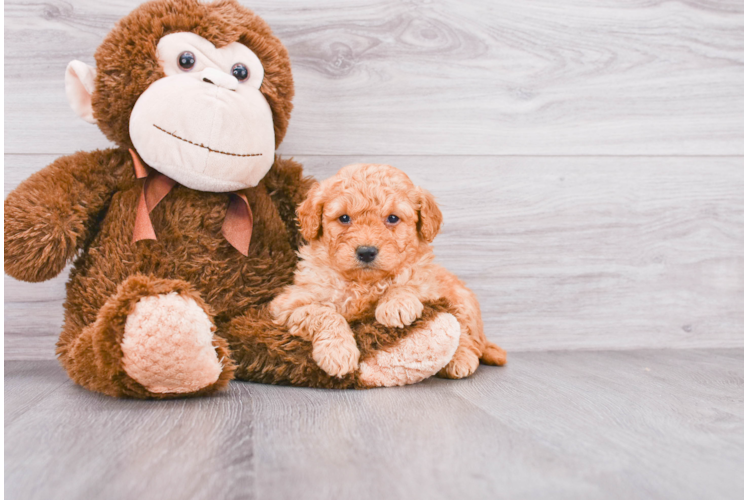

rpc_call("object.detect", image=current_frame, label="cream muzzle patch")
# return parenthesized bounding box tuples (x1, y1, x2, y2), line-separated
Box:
(128, 32, 275, 192)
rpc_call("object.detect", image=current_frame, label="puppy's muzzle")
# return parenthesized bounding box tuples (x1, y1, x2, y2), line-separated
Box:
(356, 246, 379, 264)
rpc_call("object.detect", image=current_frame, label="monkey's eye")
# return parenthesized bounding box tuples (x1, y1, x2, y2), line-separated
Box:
(178, 51, 196, 70)
(387, 215, 400, 224)
(338, 214, 351, 224)
(231, 63, 250, 82)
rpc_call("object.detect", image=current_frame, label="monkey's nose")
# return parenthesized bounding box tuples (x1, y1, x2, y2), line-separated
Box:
(356, 246, 379, 264)
(200, 68, 238, 91)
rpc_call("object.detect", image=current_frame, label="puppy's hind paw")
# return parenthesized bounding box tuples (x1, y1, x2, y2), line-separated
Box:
(438, 350, 480, 380)
(481, 342, 507, 366)
(313, 336, 361, 378)
(375, 294, 424, 328)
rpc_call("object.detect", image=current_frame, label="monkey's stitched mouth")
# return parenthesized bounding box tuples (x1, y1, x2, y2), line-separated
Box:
(153, 124, 262, 157)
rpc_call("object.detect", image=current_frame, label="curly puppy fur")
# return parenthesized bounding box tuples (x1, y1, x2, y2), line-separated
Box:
(271, 164, 506, 379)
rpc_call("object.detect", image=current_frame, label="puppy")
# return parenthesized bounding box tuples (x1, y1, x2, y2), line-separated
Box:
(270, 164, 506, 378)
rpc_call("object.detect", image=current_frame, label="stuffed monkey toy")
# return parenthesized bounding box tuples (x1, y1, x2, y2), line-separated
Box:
(4, 0, 464, 399)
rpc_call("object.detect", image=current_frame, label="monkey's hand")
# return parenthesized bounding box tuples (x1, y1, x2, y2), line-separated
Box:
(375, 290, 425, 328)
(5, 149, 125, 282)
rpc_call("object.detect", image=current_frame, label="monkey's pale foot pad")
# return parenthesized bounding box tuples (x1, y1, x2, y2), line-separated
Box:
(121, 292, 222, 393)
(359, 313, 460, 387)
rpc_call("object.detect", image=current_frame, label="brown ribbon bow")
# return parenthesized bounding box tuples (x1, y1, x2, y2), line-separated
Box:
(130, 149, 253, 256)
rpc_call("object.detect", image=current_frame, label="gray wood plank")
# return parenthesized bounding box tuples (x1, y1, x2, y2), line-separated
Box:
(5, 349, 743, 500)
(4, 360, 71, 427)
(4, 268, 66, 361)
(5, 155, 742, 359)
(251, 348, 744, 500)
(4, 0, 743, 156)
(4, 361, 255, 500)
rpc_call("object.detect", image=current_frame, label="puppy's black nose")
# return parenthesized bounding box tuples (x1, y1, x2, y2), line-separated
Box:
(356, 246, 379, 264)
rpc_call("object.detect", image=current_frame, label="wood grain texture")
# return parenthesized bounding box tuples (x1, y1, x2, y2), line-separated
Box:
(4, 268, 68, 360)
(5, 349, 743, 500)
(4, 363, 254, 500)
(5, 154, 742, 359)
(4, 360, 71, 426)
(4, 0, 743, 156)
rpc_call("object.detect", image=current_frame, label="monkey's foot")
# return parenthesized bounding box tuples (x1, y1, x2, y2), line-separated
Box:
(358, 313, 460, 387)
(122, 291, 228, 394)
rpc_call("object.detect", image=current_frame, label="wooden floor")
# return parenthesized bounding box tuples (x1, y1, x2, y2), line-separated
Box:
(5, 349, 743, 500)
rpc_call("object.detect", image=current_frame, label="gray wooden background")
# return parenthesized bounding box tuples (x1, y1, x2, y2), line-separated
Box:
(4, 0, 743, 359)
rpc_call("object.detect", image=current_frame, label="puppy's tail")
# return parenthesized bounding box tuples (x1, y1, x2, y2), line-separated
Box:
(480, 341, 507, 366)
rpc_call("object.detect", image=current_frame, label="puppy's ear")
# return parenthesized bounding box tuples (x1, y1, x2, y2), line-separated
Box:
(416, 187, 443, 243)
(297, 182, 325, 241)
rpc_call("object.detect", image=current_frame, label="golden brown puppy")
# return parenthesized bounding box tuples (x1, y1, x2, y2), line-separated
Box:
(270, 164, 506, 379)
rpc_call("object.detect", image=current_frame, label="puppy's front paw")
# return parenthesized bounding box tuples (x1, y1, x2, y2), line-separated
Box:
(313, 335, 361, 378)
(279, 305, 315, 340)
(375, 294, 424, 328)
(438, 350, 480, 379)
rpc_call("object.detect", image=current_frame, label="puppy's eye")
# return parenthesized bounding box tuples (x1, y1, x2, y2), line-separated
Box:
(338, 214, 351, 224)
(387, 214, 400, 224)
(178, 51, 196, 70)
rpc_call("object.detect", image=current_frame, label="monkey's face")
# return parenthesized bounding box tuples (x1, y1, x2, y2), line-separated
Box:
(128, 32, 275, 192)
(65, 0, 294, 192)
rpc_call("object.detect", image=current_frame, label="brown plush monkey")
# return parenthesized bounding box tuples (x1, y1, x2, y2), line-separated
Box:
(4, 0, 464, 399)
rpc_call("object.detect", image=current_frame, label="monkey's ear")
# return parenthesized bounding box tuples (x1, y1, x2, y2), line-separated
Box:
(65, 60, 97, 124)
(416, 187, 443, 243)
(297, 183, 325, 242)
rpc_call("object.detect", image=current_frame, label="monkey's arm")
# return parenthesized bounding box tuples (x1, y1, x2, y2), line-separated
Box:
(263, 156, 316, 250)
(5, 149, 129, 282)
